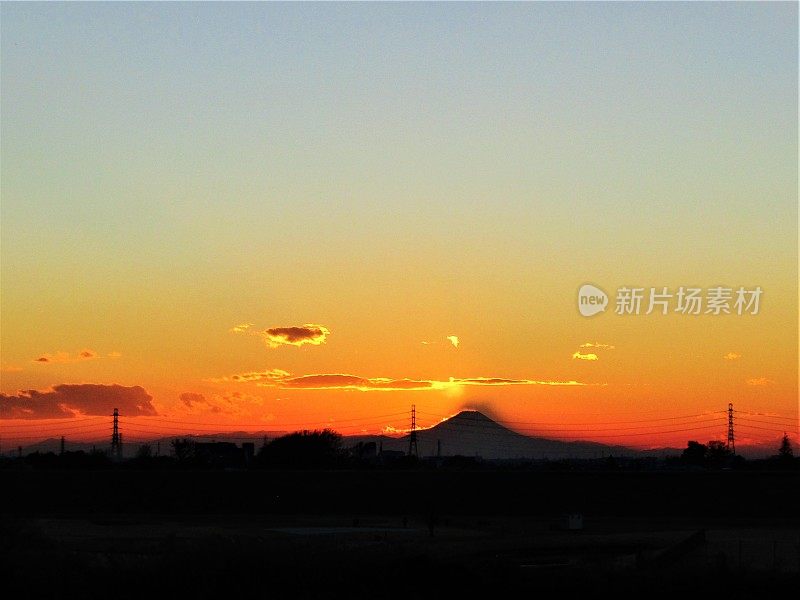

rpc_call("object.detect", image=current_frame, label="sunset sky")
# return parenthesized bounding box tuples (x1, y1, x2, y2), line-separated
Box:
(1, 3, 797, 449)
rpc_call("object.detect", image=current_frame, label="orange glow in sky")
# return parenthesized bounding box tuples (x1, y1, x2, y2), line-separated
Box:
(1, 3, 797, 453)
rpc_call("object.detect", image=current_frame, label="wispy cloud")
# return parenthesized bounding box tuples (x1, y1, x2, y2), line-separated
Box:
(178, 391, 266, 416)
(272, 374, 434, 391)
(746, 377, 775, 386)
(572, 351, 599, 361)
(724, 352, 741, 360)
(422, 335, 460, 348)
(217, 368, 291, 383)
(453, 377, 589, 386)
(210, 369, 595, 391)
(229, 323, 253, 333)
(579, 342, 615, 350)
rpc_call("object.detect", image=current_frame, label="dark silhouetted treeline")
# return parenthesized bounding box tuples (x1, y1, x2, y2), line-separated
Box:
(2, 432, 797, 472)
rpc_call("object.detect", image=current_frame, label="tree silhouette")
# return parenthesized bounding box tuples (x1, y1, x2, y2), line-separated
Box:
(257, 429, 343, 468)
(680, 440, 733, 468)
(681, 441, 707, 466)
(778, 433, 793, 461)
(172, 438, 196, 462)
(705, 440, 732, 466)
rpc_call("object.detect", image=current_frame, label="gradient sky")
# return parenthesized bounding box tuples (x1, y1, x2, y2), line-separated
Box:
(1, 2, 797, 449)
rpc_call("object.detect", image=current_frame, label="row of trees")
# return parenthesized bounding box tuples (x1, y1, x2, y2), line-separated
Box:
(680, 434, 794, 468)
(4, 431, 795, 470)
(168, 429, 347, 468)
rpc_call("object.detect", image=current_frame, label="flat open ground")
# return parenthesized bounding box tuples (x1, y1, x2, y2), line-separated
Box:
(2, 470, 798, 598)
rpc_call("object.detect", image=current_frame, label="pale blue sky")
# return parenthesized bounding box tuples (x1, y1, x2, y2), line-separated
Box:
(3, 3, 795, 246)
(1, 2, 797, 407)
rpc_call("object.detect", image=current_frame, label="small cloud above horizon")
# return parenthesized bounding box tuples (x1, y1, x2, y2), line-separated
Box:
(230, 322, 330, 348)
(572, 342, 613, 361)
(421, 335, 460, 348)
(260, 324, 330, 348)
(724, 352, 741, 360)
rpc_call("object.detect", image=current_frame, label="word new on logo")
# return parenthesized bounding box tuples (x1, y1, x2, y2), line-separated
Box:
(578, 284, 609, 317)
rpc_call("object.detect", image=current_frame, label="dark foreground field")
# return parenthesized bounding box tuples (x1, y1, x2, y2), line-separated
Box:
(1, 470, 798, 598)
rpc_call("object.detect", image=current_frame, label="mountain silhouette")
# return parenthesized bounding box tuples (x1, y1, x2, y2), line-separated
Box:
(360, 410, 636, 459)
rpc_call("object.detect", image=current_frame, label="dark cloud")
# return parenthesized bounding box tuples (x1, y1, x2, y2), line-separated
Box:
(279, 374, 434, 391)
(260, 324, 330, 348)
(179, 392, 206, 407)
(32, 349, 103, 364)
(0, 384, 157, 419)
(178, 392, 223, 413)
(227, 369, 289, 382)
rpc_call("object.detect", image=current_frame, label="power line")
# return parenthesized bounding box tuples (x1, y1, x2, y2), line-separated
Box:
(736, 416, 799, 427)
(413, 414, 725, 433)
(4, 404, 792, 448)
(0, 418, 728, 440)
(406, 418, 724, 439)
(0, 417, 107, 428)
(737, 423, 797, 434)
(91, 411, 412, 428)
(0, 428, 111, 440)
(0, 420, 112, 433)
(734, 411, 797, 422)
(9, 409, 793, 432)
(415, 409, 727, 426)
(117, 418, 405, 434)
